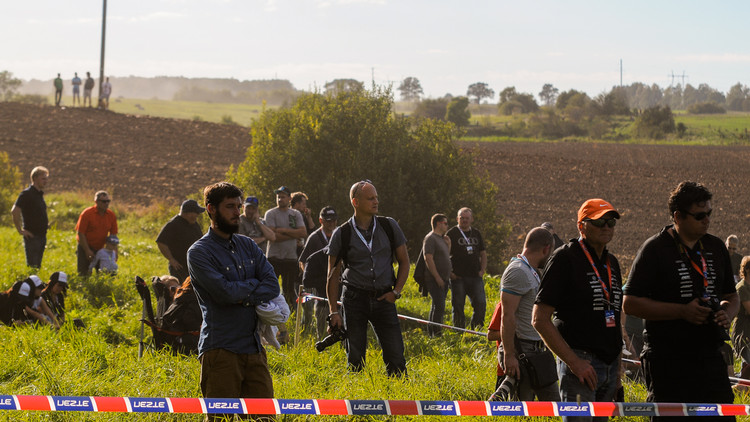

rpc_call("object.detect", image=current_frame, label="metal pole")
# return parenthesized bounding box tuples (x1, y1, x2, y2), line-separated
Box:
(98, 0, 107, 106)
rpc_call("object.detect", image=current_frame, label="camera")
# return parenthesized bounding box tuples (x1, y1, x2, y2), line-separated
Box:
(701, 295, 730, 341)
(489, 376, 517, 401)
(315, 327, 347, 352)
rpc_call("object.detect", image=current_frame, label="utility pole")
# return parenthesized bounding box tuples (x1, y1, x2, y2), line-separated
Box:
(98, 0, 107, 105)
(619, 59, 623, 87)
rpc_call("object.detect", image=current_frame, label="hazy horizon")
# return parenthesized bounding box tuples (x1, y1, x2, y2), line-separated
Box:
(3, 1, 749, 99)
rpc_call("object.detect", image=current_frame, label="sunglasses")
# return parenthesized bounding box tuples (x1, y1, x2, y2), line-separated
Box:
(683, 209, 712, 221)
(98, 199, 111, 203)
(584, 218, 617, 228)
(351, 179, 373, 199)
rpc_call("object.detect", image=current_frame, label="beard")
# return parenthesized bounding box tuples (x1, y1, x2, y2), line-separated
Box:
(214, 211, 239, 234)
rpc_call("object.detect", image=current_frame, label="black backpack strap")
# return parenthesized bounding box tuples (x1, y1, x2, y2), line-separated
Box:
(376, 216, 397, 253)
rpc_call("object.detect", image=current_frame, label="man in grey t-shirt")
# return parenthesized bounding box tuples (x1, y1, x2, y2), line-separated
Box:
(422, 213, 452, 337)
(265, 186, 306, 309)
(499, 227, 558, 401)
(238, 195, 276, 251)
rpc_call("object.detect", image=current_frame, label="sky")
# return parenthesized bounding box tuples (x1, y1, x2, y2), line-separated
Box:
(3, 0, 750, 99)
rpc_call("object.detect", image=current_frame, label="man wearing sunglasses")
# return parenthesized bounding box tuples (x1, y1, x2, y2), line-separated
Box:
(533, 199, 623, 422)
(75, 190, 118, 276)
(624, 182, 738, 421)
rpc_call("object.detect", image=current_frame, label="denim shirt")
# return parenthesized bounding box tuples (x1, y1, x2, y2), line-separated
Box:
(187, 228, 280, 356)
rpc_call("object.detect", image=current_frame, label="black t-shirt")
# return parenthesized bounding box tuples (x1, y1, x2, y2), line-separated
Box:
(624, 225, 737, 358)
(156, 215, 203, 268)
(446, 226, 485, 277)
(14, 185, 47, 236)
(536, 238, 623, 364)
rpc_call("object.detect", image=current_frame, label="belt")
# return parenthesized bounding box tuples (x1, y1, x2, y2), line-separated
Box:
(344, 284, 391, 299)
(517, 338, 547, 349)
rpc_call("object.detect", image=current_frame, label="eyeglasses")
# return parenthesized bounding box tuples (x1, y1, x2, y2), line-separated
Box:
(584, 218, 617, 228)
(684, 209, 712, 221)
(98, 199, 111, 203)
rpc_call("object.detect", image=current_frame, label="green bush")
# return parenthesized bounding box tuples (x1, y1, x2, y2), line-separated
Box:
(632, 106, 676, 139)
(11, 94, 48, 106)
(220, 114, 238, 125)
(229, 87, 509, 267)
(687, 102, 726, 114)
(0, 152, 22, 224)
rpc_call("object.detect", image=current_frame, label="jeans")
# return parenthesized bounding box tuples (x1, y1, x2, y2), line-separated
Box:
(341, 285, 407, 376)
(643, 351, 734, 422)
(426, 279, 447, 336)
(498, 340, 560, 401)
(558, 349, 618, 422)
(268, 258, 300, 310)
(23, 233, 46, 268)
(77, 244, 93, 276)
(451, 276, 486, 329)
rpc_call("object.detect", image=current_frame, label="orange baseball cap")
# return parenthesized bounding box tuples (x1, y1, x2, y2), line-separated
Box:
(577, 199, 620, 222)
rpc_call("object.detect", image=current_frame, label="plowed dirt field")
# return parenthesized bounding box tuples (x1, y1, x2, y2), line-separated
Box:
(2, 102, 749, 272)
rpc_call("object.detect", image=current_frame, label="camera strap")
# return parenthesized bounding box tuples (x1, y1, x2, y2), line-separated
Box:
(671, 229, 709, 295)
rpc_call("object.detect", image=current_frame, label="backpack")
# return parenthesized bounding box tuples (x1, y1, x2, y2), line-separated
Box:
(301, 246, 329, 296)
(413, 249, 428, 297)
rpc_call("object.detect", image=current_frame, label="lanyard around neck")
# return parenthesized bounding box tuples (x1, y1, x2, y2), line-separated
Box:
(352, 217, 375, 252)
(578, 238, 612, 302)
(673, 232, 709, 291)
(516, 254, 540, 283)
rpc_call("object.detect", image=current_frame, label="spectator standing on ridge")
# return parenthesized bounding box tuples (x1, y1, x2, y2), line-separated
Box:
(298, 206, 338, 338)
(624, 182, 738, 422)
(83, 71, 95, 107)
(446, 207, 488, 329)
(75, 191, 118, 276)
(726, 235, 742, 282)
(533, 198, 623, 422)
(264, 186, 306, 310)
(326, 180, 409, 376)
(101, 77, 112, 109)
(156, 199, 205, 283)
(238, 196, 275, 252)
(187, 182, 279, 420)
(500, 227, 559, 401)
(11, 166, 49, 268)
(421, 213, 452, 337)
(53, 74, 63, 106)
(71, 73, 81, 106)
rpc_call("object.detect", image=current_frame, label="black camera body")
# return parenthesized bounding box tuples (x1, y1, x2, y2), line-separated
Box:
(315, 327, 347, 352)
(700, 295, 730, 341)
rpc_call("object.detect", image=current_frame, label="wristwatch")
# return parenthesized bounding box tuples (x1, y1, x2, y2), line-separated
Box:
(392, 289, 402, 300)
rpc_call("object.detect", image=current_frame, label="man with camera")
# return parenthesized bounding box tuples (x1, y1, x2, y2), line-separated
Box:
(326, 180, 409, 376)
(624, 182, 738, 421)
(533, 199, 623, 422)
(498, 227, 559, 401)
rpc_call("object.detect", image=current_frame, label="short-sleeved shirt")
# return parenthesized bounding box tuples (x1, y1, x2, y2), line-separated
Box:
(624, 225, 737, 358)
(75, 206, 118, 251)
(327, 216, 407, 291)
(14, 185, 48, 236)
(422, 232, 451, 283)
(500, 256, 542, 341)
(238, 215, 269, 251)
(156, 214, 203, 269)
(446, 226, 485, 277)
(536, 238, 623, 364)
(488, 302, 506, 377)
(299, 228, 330, 265)
(733, 280, 750, 350)
(264, 207, 305, 260)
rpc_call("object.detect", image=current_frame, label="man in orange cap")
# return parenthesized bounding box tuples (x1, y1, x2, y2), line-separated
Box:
(533, 199, 623, 422)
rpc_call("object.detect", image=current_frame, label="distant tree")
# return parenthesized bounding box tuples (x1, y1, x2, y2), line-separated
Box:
(687, 102, 726, 114)
(633, 106, 675, 139)
(538, 83, 559, 107)
(498, 86, 539, 115)
(595, 87, 630, 116)
(445, 96, 471, 126)
(324, 79, 364, 95)
(0, 71, 22, 102)
(466, 82, 495, 104)
(413, 97, 449, 120)
(662, 85, 683, 110)
(726, 83, 750, 111)
(398, 77, 424, 102)
(229, 87, 509, 263)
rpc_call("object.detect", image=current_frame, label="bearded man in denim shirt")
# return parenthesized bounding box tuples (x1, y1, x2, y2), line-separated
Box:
(188, 182, 280, 417)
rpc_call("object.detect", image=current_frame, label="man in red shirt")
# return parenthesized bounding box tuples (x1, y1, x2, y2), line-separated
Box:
(75, 191, 118, 275)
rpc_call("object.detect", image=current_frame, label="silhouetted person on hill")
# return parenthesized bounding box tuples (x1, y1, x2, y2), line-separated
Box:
(101, 77, 112, 109)
(71, 73, 81, 106)
(53, 74, 63, 106)
(83, 72, 95, 107)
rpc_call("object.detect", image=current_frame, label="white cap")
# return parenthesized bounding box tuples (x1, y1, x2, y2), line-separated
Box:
(17, 282, 31, 297)
(28, 275, 43, 288)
